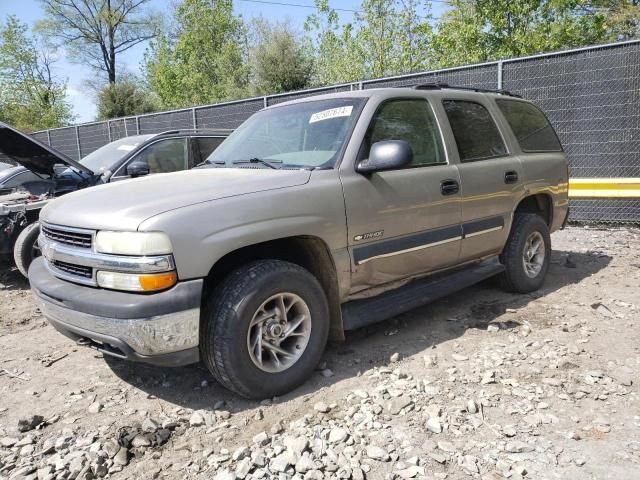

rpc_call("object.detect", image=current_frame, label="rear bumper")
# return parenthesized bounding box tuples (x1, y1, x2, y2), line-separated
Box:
(29, 258, 201, 366)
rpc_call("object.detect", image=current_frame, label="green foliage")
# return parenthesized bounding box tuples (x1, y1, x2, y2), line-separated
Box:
(0, 15, 74, 131)
(96, 80, 159, 120)
(250, 19, 313, 94)
(429, 0, 612, 66)
(305, 0, 433, 84)
(38, 0, 159, 83)
(144, 0, 249, 108)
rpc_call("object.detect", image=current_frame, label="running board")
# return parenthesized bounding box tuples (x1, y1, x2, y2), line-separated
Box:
(341, 257, 504, 331)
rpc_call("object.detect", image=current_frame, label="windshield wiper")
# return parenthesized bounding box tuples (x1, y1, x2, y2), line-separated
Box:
(231, 157, 282, 169)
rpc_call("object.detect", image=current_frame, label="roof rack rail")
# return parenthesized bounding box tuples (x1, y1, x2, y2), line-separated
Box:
(411, 82, 521, 98)
(156, 128, 234, 136)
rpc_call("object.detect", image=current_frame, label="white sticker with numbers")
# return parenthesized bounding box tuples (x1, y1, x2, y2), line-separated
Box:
(309, 106, 353, 124)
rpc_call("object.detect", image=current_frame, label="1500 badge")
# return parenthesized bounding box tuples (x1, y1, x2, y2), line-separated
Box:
(353, 230, 384, 241)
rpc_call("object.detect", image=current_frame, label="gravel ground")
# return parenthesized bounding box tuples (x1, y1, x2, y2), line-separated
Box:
(0, 226, 638, 480)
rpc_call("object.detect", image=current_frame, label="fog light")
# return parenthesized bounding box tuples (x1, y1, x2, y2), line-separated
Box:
(96, 271, 177, 292)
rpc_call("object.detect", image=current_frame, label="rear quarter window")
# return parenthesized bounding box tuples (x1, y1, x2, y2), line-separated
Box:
(496, 99, 562, 152)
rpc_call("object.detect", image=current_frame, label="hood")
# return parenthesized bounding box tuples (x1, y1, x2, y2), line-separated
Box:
(41, 167, 312, 231)
(0, 122, 94, 176)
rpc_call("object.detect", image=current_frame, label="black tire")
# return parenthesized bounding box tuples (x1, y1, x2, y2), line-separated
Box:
(13, 222, 41, 278)
(201, 260, 330, 399)
(499, 213, 551, 293)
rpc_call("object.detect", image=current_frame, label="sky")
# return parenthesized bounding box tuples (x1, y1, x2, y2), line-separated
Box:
(1, 0, 446, 124)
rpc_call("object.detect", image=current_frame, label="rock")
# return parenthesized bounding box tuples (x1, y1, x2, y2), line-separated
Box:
(437, 441, 456, 453)
(503, 425, 517, 437)
(142, 417, 159, 433)
(429, 452, 447, 464)
(426, 417, 442, 433)
(17, 415, 44, 432)
(452, 353, 469, 361)
(390, 352, 401, 362)
(253, 431, 270, 446)
(460, 455, 479, 475)
(295, 453, 316, 473)
(189, 411, 206, 427)
(313, 402, 330, 413)
(0, 437, 19, 448)
(505, 441, 534, 453)
(366, 445, 390, 461)
(213, 469, 235, 480)
(284, 435, 308, 458)
(388, 396, 413, 415)
(270, 452, 293, 472)
(131, 434, 152, 448)
(397, 466, 425, 479)
(235, 458, 252, 479)
(113, 447, 129, 466)
(232, 446, 250, 461)
(481, 370, 496, 385)
(320, 368, 334, 377)
(611, 366, 634, 386)
(328, 427, 348, 444)
(519, 324, 532, 337)
(575, 457, 586, 466)
(467, 400, 478, 414)
(88, 402, 103, 414)
(487, 324, 500, 333)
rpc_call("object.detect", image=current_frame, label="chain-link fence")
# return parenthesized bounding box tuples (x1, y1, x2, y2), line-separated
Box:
(34, 39, 640, 223)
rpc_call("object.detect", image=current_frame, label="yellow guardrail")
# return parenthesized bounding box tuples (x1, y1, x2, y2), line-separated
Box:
(568, 178, 640, 198)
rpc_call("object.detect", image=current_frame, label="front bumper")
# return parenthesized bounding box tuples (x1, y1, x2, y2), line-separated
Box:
(29, 258, 202, 366)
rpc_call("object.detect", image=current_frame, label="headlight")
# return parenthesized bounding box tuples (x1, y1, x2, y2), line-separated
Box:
(97, 271, 177, 292)
(95, 231, 173, 255)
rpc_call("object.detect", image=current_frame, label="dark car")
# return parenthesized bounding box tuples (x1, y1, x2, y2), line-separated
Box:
(0, 123, 231, 276)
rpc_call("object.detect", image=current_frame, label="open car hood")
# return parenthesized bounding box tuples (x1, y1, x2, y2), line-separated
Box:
(0, 122, 94, 176)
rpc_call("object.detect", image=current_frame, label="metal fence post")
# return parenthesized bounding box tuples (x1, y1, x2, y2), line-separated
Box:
(497, 61, 504, 90)
(107, 120, 112, 142)
(47, 130, 51, 146)
(263, 96, 268, 108)
(75, 126, 82, 159)
(136, 116, 141, 135)
(192, 107, 197, 129)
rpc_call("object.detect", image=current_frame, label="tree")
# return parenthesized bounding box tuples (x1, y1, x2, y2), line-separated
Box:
(305, 0, 433, 85)
(144, 0, 249, 108)
(250, 19, 313, 94)
(38, 0, 159, 84)
(429, 0, 612, 67)
(96, 79, 158, 119)
(0, 16, 74, 130)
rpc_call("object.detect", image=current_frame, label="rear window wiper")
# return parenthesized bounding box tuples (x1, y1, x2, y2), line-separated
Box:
(231, 158, 282, 169)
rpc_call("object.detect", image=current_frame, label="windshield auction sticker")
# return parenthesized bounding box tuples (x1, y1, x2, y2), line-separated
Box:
(309, 106, 353, 124)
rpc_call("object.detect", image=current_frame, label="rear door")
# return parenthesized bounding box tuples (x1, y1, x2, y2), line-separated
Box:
(341, 97, 462, 293)
(441, 98, 523, 262)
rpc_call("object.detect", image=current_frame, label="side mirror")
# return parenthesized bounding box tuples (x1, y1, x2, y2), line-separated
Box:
(356, 140, 413, 174)
(126, 161, 150, 178)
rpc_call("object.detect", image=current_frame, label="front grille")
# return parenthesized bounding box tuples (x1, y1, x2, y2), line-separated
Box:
(42, 225, 92, 249)
(52, 260, 93, 279)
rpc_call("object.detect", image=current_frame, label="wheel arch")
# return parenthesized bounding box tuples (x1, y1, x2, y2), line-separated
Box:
(512, 193, 553, 227)
(202, 235, 344, 341)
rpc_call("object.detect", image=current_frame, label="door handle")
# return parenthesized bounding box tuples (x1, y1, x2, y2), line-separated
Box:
(504, 171, 519, 184)
(440, 179, 459, 196)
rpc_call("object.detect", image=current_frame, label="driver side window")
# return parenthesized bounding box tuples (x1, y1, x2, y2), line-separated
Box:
(130, 138, 188, 174)
(362, 99, 446, 167)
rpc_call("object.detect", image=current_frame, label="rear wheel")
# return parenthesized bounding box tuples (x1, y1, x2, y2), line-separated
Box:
(14, 222, 41, 278)
(201, 260, 329, 399)
(499, 213, 551, 293)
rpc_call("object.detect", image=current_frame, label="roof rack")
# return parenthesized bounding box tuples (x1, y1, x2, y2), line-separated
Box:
(155, 128, 234, 136)
(411, 82, 521, 98)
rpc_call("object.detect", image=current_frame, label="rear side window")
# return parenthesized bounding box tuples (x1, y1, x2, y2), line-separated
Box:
(443, 100, 507, 162)
(496, 99, 562, 152)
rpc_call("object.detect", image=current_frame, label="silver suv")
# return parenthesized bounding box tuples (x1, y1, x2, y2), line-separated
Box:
(29, 85, 569, 398)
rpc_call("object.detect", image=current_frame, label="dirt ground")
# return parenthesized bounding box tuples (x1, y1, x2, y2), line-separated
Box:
(0, 226, 638, 480)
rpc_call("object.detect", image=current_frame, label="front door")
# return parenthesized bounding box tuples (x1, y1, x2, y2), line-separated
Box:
(441, 98, 523, 262)
(341, 98, 462, 295)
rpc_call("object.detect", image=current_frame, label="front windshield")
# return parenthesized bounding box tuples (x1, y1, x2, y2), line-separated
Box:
(80, 136, 152, 173)
(206, 97, 365, 169)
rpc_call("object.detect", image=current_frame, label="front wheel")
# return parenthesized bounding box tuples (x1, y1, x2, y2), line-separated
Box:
(499, 213, 551, 293)
(14, 222, 41, 278)
(201, 260, 329, 399)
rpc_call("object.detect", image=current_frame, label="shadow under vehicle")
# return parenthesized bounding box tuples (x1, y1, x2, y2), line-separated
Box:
(0, 122, 231, 276)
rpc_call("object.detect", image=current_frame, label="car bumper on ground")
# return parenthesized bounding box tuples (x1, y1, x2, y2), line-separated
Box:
(28, 258, 202, 367)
